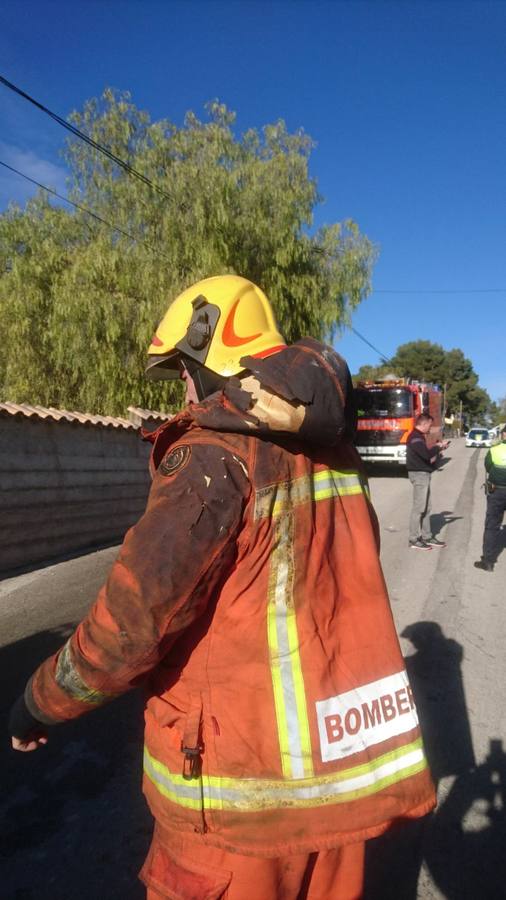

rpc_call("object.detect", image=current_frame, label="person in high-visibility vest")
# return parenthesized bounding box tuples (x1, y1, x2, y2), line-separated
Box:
(9, 275, 435, 899)
(474, 423, 506, 572)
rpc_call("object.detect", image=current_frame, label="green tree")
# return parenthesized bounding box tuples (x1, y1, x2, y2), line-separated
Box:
(0, 91, 376, 415)
(388, 340, 447, 385)
(493, 396, 506, 424)
(388, 340, 491, 421)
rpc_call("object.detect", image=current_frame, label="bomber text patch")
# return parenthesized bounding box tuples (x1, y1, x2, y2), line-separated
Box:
(316, 670, 419, 762)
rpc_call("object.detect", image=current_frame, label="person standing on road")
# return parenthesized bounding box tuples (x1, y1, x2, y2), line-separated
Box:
(9, 275, 435, 899)
(406, 413, 449, 551)
(474, 423, 506, 572)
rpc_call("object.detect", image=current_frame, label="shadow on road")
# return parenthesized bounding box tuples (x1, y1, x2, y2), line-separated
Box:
(402, 622, 475, 781)
(424, 738, 506, 898)
(364, 621, 505, 900)
(4, 621, 506, 898)
(430, 509, 463, 538)
(0, 628, 151, 899)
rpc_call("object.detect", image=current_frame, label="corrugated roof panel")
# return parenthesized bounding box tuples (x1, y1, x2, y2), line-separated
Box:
(0, 402, 137, 430)
(127, 406, 173, 422)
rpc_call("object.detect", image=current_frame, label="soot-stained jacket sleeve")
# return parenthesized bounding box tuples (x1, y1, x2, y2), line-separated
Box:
(26, 441, 250, 725)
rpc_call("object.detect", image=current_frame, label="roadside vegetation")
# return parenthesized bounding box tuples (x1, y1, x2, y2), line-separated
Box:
(0, 91, 375, 416)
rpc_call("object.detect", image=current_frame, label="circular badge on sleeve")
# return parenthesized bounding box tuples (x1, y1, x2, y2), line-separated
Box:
(159, 444, 191, 477)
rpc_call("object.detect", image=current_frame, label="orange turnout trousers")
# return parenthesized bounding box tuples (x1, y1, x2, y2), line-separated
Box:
(141, 824, 365, 900)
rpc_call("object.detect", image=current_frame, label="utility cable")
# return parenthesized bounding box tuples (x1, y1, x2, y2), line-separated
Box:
(4, 79, 505, 295)
(0, 158, 168, 258)
(349, 327, 391, 365)
(3, 76, 505, 295)
(0, 73, 173, 202)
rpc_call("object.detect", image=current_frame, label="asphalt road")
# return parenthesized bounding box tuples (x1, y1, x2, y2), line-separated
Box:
(1, 438, 505, 899)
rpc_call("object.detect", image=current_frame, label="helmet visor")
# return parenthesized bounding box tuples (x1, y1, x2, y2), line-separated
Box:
(145, 352, 181, 380)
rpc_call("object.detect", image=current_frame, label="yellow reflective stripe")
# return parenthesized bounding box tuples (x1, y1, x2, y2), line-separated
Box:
(54, 639, 114, 706)
(144, 748, 203, 810)
(267, 581, 291, 778)
(313, 469, 364, 499)
(314, 484, 361, 499)
(144, 738, 428, 812)
(145, 737, 423, 792)
(267, 479, 310, 519)
(217, 737, 425, 792)
(260, 470, 366, 776)
(260, 469, 368, 778)
(254, 469, 366, 520)
(285, 606, 314, 777)
(267, 515, 313, 778)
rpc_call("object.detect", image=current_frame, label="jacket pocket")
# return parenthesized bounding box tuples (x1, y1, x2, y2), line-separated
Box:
(139, 838, 231, 899)
(144, 693, 208, 835)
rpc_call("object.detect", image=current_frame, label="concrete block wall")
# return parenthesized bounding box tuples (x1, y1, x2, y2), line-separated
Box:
(0, 414, 154, 574)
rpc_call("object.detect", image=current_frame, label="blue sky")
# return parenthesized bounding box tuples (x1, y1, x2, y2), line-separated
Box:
(1, 0, 505, 400)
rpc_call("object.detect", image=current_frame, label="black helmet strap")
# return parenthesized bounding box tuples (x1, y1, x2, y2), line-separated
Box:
(181, 354, 227, 402)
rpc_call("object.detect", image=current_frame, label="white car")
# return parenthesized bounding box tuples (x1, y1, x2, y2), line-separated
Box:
(465, 428, 492, 448)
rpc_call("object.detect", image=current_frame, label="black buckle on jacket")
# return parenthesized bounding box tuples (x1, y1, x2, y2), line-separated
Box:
(181, 742, 203, 780)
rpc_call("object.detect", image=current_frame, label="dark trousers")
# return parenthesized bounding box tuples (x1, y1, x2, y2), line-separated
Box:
(483, 488, 506, 562)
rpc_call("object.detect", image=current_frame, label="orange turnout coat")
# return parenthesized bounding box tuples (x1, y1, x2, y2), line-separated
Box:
(26, 339, 435, 858)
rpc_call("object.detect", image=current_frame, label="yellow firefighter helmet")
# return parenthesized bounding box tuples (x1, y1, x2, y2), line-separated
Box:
(145, 274, 285, 380)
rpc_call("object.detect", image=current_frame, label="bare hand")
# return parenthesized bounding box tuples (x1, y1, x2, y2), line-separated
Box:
(12, 734, 48, 752)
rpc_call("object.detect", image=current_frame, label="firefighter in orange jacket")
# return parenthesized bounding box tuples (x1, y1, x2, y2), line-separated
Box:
(10, 275, 435, 898)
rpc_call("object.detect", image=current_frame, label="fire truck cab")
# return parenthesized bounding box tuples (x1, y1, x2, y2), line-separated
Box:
(354, 378, 443, 465)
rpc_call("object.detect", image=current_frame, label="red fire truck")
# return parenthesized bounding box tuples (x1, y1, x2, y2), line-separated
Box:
(354, 378, 443, 465)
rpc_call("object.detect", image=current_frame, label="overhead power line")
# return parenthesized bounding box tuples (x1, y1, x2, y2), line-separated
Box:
(0, 158, 168, 259)
(350, 327, 391, 365)
(0, 73, 173, 202)
(3, 77, 505, 296)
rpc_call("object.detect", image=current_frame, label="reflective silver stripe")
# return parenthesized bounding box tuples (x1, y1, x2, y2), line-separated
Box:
(255, 467, 370, 781)
(144, 740, 427, 812)
(268, 515, 313, 779)
(254, 469, 365, 520)
(143, 748, 203, 808)
(255, 478, 310, 520)
(55, 639, 113, 706)
(315, 475, 360, 492)
(261, 468, 366, 778)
